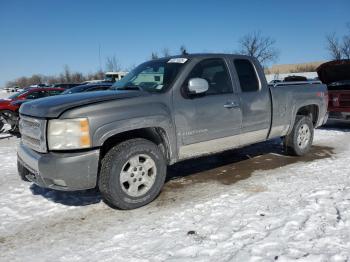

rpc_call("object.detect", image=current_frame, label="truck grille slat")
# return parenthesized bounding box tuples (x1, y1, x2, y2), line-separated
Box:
(339, 94, 350, 107)
(19, 116, 47, 153)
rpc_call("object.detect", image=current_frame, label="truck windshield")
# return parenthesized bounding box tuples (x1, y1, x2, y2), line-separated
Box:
(112, 59, 187, 92)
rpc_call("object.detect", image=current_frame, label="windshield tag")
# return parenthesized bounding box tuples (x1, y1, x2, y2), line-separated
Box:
(167, 58, 188, 64)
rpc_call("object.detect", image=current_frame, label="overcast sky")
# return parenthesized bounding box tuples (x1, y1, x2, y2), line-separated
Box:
(0, 0, 349, 87)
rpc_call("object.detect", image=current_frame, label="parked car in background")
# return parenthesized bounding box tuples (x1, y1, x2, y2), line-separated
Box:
(61, 83, 113, 94)
(29, 84, 49, 88)
(105, 71, 128, 82)
(51, 83, 81, 89)
(317, 59, 350, 122)
(17, 54, 328, 210)
(0, 87, 64, 132)
(6, 86, 20, 92)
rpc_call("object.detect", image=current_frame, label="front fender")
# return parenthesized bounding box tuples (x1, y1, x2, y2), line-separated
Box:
(92, 115, 177, 162)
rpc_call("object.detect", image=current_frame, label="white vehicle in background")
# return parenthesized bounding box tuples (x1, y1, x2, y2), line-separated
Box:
(7, 86, 20, 93)
(105, 71, 127, 82)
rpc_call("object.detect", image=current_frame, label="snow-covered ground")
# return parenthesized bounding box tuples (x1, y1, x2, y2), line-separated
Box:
(1, 105, 350, 261)
(0, 89, 11, 99)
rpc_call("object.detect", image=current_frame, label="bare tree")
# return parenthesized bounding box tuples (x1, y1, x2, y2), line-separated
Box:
(71, 72, 84, 83)
(161, 48, 171, 57)
(326, 33, 343, 60)
(105, 55, 121, 72)
(180, 45, 186, 54)
(63, 65, 72, 83)
(151, 52, 159, 60)
(326, 23, 350, 60)
(31, 74, 43, 84)
(237, 31, 279, 66)
(342, 35, 350, 59)
(87, 70, 105, 81)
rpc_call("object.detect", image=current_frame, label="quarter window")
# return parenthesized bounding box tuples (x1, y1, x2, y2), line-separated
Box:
(234, 59, 260, 92)
(186, 59, 232, 95)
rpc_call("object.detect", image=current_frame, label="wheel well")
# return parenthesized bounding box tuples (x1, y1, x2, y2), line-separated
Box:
(296, 105, 319, 126)
(100, 127, 171, 163)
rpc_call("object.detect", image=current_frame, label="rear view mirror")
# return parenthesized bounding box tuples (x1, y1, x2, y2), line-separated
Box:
(188, 78, 209, 94)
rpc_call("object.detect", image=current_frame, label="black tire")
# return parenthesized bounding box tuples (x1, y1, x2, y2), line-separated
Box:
(17, 160, 30, 182)
(98, 138, 167, 210)
(284, 115, 314, 156)
(0, 119, 4, 132)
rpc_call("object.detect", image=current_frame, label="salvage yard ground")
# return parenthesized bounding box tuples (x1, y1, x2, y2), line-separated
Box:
(0, 91, 350, 261)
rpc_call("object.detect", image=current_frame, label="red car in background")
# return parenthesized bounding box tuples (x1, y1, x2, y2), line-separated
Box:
(317, 60, 350, 122)
(0, 87, 64, 132)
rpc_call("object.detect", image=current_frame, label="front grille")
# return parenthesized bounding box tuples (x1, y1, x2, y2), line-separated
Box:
(19, 115, 47, 153)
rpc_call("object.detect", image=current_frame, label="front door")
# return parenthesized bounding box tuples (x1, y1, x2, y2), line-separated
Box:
(173, 58, 242, 159)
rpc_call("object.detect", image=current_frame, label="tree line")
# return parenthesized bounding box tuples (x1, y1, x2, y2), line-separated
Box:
(5, 66, 105, 89)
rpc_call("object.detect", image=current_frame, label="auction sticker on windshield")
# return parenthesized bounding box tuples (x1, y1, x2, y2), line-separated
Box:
(167, 58, 188, 63)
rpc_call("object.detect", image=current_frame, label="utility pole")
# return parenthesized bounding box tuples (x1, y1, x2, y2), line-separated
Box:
(99, 43, 102, 71)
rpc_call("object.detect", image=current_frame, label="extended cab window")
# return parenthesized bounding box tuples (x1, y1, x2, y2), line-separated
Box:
(186, 59, 232, 95)
(234, 59, 260, 92)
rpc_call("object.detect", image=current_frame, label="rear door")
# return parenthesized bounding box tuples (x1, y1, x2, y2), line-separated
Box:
(174, 58, 242, 159)
(231, 58, 271, 145)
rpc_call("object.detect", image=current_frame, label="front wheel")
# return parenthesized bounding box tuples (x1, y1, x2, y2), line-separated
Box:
(284, 116, 314, 156)
(98, 138, 167, 210)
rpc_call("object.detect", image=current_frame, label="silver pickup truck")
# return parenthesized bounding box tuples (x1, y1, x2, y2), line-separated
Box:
(17, 54, 328, 209)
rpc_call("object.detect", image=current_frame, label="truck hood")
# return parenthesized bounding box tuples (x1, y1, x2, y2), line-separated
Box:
(19, 90, 148, 118)
(317, 59, 350, 85)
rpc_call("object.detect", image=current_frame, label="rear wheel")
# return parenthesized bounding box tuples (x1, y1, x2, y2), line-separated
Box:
(284, 115, 314, 156)
(98, 138, 167, 210)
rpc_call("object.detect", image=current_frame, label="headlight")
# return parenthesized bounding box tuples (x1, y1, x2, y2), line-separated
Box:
(48, 118, 91, 150)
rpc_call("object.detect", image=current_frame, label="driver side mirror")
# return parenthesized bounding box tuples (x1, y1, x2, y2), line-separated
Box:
(188, 78, 209, 95)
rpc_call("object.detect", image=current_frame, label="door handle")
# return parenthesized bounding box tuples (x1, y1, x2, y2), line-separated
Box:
(224, 102, 239, 109)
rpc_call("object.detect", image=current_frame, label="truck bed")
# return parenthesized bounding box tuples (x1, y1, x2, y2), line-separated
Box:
(268, 82, 328, 139)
